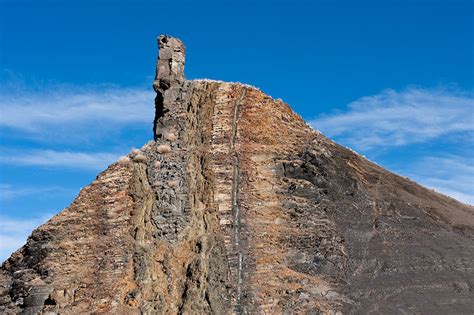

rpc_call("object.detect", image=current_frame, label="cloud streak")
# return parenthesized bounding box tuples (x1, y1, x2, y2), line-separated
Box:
(0, 149, 120, 170)
(310, 87, 474, 150)
(0, 184, 72, 201)
(403, 155, 474, 205)
(0, 85, 154, 142)
(0, 214, 52, 263)
(309, 87, 474, 204)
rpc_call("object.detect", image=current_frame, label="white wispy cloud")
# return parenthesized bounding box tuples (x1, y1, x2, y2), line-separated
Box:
(0, 149, 120, 170)
(403, 155, 474, 205)
(310, 87, 474, 150)
(0, 85, 154, 142)
(0, 214, 52, 263)
(0, 184, 72, 201)
(309, 87, 474, 204)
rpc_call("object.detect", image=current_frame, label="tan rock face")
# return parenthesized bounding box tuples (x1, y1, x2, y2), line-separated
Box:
(1, 36, 474, 314)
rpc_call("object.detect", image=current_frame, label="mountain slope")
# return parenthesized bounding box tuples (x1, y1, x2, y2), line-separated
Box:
(1, 35, 473, 314)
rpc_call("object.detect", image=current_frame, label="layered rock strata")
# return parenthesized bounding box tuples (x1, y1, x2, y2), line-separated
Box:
(1, 35, 473, 314)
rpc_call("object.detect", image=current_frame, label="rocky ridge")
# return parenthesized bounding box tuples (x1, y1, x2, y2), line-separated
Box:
(1, 35, 473, 314)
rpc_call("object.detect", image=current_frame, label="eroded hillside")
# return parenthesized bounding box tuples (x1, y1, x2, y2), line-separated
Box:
(1, 35, 473, 314)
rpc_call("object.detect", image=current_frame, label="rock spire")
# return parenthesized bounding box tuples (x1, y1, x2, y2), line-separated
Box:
(153, 35, 186, 91)
(153, 35, 186, 140)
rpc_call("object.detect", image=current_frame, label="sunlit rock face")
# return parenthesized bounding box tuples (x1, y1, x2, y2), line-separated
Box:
(1, 36, 473, 314)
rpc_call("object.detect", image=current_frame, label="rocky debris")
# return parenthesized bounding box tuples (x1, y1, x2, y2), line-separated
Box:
(1, 35, 473, 314)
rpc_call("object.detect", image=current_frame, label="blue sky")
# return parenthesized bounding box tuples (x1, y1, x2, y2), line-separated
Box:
(0, 0, 473, 261)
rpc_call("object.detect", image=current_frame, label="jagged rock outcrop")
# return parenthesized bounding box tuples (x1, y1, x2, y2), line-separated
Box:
(1, 35, 473, 314)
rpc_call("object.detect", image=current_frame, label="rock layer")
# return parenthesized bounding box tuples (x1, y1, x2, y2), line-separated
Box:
(1, 35, 474, 314)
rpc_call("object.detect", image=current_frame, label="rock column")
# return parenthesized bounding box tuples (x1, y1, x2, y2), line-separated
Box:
(153, 35, 186, 140)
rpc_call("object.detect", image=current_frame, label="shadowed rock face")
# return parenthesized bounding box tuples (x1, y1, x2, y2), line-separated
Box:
(1, 35, 473, 314)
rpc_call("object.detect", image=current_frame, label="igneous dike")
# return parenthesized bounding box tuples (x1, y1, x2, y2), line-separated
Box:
(1, 35, 473, 314)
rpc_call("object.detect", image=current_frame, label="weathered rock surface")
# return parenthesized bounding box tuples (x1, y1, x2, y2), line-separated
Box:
(1, 35, 473, 314)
